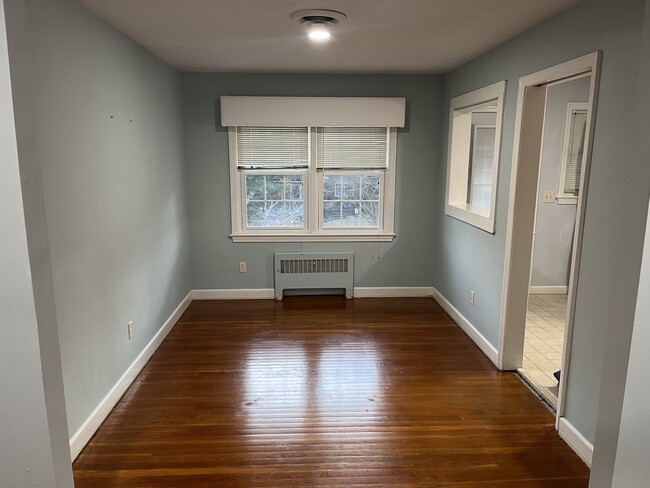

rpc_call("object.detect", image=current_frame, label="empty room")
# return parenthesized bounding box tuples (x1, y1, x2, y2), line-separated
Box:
(2, 0, 650, 487)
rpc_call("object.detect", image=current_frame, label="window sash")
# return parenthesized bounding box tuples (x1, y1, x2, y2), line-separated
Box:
(236, 126, 309, 169)
(240, 170, 308, 232)
(319, 171, 384, 230)
(316, 127, 389, 171)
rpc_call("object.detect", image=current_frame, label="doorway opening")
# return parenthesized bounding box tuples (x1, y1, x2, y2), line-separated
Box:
(519, 75, 592, 407)
(499, 53, 601, 421)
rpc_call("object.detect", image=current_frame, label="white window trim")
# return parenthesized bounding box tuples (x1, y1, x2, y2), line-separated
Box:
(228, 127, 397, 242)
(556, 102, 588, 206)
(445, 81, 506, 234)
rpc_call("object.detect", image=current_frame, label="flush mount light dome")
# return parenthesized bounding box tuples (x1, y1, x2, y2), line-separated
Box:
(290, 9, 347, 42)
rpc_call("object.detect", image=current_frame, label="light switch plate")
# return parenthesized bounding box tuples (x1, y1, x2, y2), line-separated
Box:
(542, 191, 555, 203)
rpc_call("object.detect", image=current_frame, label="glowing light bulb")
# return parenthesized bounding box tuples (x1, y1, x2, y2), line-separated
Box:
(308, 25, 331, 42)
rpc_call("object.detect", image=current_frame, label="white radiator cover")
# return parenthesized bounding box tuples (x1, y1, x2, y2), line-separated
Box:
(274, 252, 354, 300)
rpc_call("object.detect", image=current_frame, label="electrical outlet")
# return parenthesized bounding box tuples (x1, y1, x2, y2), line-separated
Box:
(128, 321, 134, 340)
(239, 261, 247, 273)
(470, 290, 475, 305)
(542, 191, 556, 203)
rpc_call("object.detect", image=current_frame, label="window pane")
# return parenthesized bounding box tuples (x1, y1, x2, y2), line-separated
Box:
(468, 126, 496, 210)
(341, 202, 360, 226)
(286, 201, 304, 227)
(323, 175, 341, 200)
(323, 201, 342, 227)
(245, 174, 303, 228)
(246, 201, 265, 227)
(323, 174, 380, 229)
(360, 202, 379, 227)
(342, 176, 361, 200)
(266, 176, 284, 200)
(246, 175, 265, 200)
(286, 176, 304, 200)
(361, 176, 380, 200)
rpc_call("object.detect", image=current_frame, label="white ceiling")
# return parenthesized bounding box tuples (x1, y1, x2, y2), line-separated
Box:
(78, 0, 580, 74)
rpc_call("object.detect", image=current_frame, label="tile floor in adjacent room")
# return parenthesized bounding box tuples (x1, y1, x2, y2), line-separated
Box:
(519, 293, 568, 407)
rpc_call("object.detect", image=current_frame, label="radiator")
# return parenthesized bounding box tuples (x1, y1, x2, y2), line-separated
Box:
(274, 252, 354, 300)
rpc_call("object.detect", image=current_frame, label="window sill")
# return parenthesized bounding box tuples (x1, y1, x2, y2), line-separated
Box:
(556, 195, 578, 205)
(445, 203, 495, 234)
(230, 233, 396, 243)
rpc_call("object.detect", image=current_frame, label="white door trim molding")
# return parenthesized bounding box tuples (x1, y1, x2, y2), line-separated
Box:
(497, 52, 602, 428)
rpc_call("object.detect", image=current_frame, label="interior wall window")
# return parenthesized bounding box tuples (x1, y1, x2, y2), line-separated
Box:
(228, 125, 397, 242)
(445, 81, 506, 234)
(557, 103, 588, 205)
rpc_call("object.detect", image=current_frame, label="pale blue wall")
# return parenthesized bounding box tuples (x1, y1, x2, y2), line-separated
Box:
(590, 0, 650, 485)
(435, 0, 647, 443)
(182, 73, 442, 290)
(26, 0, 192, 436)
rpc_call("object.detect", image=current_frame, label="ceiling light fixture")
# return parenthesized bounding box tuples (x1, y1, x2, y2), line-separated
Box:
(291, 9, 347, 43)
(308, 25, 332, 42)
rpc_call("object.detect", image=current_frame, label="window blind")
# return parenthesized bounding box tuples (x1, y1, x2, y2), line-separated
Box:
(563, 110, 588, 196)
(316, 127, 389, 171)
(236, 126, 309, 169)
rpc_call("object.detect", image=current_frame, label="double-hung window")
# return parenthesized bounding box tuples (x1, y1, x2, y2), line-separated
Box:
(237, 126, 309, 229)
(557, 103, 588, 204)
(222, 97, 404, 242)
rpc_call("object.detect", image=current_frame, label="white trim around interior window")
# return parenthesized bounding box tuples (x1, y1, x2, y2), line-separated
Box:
(445, 81, 506, 234)
(228, 127, 398, 242)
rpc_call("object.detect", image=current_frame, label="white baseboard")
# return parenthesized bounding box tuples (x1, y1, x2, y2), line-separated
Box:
(558, 417, 593, 466)
(432, 288, 499, 367)
(69, 290, 193, 460)
(353, 287, 434, 298)
(192, 287, 434, 300)
(529, 285, 568, 295)
(192, 288, 275, 300)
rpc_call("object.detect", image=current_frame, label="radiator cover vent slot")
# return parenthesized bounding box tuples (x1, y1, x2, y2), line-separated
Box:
(280, 258, 349, 274)
(274, 252, 353, 299)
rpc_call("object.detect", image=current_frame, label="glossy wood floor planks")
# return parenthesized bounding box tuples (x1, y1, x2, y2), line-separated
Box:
(73, 297, 590, 487)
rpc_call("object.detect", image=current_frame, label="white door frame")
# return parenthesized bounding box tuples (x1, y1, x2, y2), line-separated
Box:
(498, 52, 602, 426)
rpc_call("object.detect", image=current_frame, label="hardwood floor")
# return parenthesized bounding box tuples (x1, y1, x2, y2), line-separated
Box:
(73, 297, 590, 487)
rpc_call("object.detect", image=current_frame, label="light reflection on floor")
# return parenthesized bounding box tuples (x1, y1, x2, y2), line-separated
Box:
(242, 336, 391, 481)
